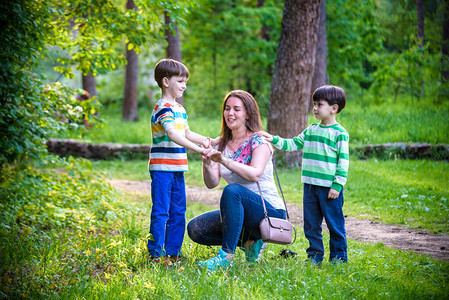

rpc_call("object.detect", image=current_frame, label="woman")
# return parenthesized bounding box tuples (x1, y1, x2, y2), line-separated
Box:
(187, 90, 287, 270)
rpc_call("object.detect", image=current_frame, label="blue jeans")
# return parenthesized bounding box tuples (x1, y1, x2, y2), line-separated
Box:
(303, 183, 347, 262)
(187, 183, 286, 254)
(147, 171, 186, 257)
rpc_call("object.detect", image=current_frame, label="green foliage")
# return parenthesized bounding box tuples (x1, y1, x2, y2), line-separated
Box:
(48, 0, 167, 77)
(327, 0, 383, 92)
(182, 0, 283, 116)
(367, 0, 449, 102)
(0, 156, 125, 231)
(1, 77, 101, 166)
(0, 1, 101, 166)
(0, 0, 50, 165)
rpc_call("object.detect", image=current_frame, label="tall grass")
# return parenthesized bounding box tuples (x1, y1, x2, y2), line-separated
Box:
(337, 101, 449, 145)
(61, 100, 448, 146)
(61, 106, 222, 144)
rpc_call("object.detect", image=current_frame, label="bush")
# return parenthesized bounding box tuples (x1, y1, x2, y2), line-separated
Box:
(0, 156, 126, 231)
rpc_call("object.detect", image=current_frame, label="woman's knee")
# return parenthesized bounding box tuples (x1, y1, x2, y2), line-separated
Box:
(187, 219, 200, 242)
(222, 183, 244, 200)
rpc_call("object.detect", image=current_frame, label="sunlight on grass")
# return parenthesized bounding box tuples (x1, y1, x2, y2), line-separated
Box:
(92, 157, 449, 234)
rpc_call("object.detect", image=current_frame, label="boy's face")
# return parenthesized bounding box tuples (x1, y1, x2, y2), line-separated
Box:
(163, 75, 188, 99)
(312, 100, 338, 121)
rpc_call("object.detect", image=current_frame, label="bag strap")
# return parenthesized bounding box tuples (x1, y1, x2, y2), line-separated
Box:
(249, 134, 290, 220)
(252, 135, 297, 245)
(272, 156, 290, 220)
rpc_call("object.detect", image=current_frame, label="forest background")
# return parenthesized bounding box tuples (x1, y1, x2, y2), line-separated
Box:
(1, 0, 449, 299)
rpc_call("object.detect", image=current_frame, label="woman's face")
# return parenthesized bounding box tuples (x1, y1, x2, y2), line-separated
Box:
(223, 96, 247, 130)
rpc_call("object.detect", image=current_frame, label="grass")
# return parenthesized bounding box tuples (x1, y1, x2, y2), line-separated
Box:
(337, 101, 449, 145)
(61, 106, 222, 145)
(2, 156, 448, 298)
(61, 100, 449, 146)
(2, 187, 448, 299)
(93, 157, 449, 235)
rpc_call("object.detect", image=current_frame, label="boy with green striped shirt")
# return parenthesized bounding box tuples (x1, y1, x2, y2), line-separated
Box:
(259, 85, 349, 263)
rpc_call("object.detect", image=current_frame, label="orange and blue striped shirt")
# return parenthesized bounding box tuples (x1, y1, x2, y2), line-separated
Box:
(149, 99, 189, 172)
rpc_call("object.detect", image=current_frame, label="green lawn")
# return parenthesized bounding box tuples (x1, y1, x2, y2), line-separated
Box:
(2, 157, 448, 299)
(92, 157, 449, 235)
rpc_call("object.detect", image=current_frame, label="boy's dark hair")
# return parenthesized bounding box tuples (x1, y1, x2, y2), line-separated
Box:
(154, 58, 189, 88)
(312, 85, 346, 113)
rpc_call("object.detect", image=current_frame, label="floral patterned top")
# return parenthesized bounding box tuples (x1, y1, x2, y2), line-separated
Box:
(229, 134, 264, 166)
(219, 134, 284, 211)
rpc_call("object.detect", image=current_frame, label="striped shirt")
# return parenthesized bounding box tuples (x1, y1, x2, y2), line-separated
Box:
(271, 123, 349, 192)
(149, 99, 189, 172)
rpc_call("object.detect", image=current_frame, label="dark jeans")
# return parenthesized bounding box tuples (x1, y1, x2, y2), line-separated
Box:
(303, 183, 347, 262)
(187, 183, 286, 254)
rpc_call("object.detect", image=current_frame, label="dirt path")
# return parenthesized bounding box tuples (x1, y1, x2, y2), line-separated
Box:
(110, 179, 449, 261)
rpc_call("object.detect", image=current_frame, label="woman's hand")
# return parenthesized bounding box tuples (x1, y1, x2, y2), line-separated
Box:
(201, 147, 221, 189)
(206, 149, 224, 163)
(202, 147, 218, 161)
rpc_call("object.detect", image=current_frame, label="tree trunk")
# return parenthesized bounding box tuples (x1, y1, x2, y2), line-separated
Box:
(442, 0, 449, 83)
(165, 11, 184, 106)
(268, 0, 320, 168)
(82, 73, 97, 97)
(417, 0, 424, 47)
(122, 0, 139, 121)
(310, 0, 328, 111)
(416, 0, 424, 97)
(258, 0, 270, 41)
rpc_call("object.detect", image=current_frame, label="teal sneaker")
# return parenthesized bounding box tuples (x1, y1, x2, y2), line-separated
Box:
(243, 239, 267, 263)
(198, 248, 233, 271)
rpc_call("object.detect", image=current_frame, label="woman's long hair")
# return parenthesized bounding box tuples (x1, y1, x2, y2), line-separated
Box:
(218, 90, 263, 152)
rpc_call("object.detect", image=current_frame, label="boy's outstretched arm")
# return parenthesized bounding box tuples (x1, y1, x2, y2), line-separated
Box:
(185, 128, 209, 145)
(258, 131, 305, 151)
(209, 136, 220, 147)
(166, 128, 206, 155)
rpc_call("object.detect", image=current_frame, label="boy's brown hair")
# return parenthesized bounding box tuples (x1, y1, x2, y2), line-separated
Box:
(154, 58, 189, 88)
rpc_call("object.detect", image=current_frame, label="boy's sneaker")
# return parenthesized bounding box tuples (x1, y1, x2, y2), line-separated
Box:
(164, 255, 187, 266)
(198, 248, 233, 271)
(149, 256, 163, 264)
(243, 239, 267, 263)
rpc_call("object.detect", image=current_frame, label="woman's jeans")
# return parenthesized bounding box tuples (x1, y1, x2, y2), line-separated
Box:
(187, 183, 286, 254)
(303, 183, 347, 263)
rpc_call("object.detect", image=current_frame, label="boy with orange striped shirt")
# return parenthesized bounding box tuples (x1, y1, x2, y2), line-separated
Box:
(148, 59, 210, 263)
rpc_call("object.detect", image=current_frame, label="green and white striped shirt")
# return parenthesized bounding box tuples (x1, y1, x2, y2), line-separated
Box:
(271, 123, 349, 192)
